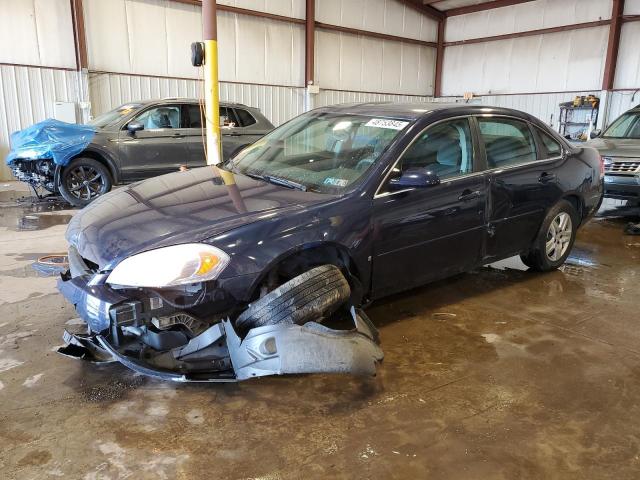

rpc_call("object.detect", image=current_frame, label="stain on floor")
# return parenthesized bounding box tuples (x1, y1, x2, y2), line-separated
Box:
(0, 186, 639, 479)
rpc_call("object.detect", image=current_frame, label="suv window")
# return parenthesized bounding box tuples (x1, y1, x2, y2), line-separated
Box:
(397, 118, 474, 180)
(220, 107, 238, 127)
(135, 106, 181, 129)
(478, 118, 537, 168)
(235, 108, 256, 127)
(185, 104, 203, 128)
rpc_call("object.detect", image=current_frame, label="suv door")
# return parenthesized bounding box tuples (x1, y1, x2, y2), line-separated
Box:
(118, 104, 190, 181)
(478, 117, 564, 261)
(184, 105, 255, 167)
(371, 117, 488, 298)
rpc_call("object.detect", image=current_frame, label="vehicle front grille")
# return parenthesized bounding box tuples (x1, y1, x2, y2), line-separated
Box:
(605, 160, 640, 175)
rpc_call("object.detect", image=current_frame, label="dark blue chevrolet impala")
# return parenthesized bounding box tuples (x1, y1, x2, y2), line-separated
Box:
(58, 103, 604, 382)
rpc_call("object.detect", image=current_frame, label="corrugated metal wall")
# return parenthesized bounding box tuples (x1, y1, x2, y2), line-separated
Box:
(0, 65, 85, 180)
(444, 0, 611, 42)
(88, 72, 307, 127)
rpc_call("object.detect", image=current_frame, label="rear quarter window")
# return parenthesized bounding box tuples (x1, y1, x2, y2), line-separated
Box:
(235, 109, 256, 127)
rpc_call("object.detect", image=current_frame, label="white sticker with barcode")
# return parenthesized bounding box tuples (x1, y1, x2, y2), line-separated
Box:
(365, 118, 409, 130)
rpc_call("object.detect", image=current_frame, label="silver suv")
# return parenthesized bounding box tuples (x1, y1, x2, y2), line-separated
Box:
(588, 106, 640, 202)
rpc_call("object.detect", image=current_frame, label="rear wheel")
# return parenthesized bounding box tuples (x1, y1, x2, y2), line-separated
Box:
(521, 199, 578, 271)
(59, 158, 112, 207)
(235, 264, 351, 331)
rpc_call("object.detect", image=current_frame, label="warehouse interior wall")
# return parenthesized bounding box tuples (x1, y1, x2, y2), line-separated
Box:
(440, 0, 640, 131)
(2, 0, 640, 182)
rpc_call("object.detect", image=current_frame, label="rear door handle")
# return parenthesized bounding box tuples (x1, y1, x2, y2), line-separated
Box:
(458, 189, 481, 202)
(538, 172, 557, 183)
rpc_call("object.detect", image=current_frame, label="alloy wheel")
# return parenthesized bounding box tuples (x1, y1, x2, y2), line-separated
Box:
(545, 212, 573, 261)
(65, 165, 105, 201)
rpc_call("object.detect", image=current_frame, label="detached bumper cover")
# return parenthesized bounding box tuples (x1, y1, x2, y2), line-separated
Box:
(59, 308, 383, 382)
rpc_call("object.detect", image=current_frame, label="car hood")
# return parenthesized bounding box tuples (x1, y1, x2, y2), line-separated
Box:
(66, 167, 331, 269)
(587, 138, 640, 158)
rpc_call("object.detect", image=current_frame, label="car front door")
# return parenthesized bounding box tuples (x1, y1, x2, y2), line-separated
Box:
(371, 117, 488, 298)
(118, 104, 190, 181)
(478, 117, 565, 261)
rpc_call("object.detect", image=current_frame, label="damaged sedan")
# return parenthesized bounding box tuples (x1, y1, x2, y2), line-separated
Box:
(58, 103, 603, 382)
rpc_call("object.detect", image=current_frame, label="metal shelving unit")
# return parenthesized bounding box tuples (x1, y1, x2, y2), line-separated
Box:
(558, 98, 599, 141)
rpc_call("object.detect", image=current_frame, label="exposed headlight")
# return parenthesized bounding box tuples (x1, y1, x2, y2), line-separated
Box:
(106, 244, 230, 288)
(602, 156, 613, 165)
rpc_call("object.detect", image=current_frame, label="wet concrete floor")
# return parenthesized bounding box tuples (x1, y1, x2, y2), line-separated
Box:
(0, 183, 639, 479)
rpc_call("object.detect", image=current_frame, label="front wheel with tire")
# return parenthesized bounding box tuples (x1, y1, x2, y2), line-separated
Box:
(235, 264, 351, 332)
(58, 158, 112, 207)
(521, 199, 578, 272)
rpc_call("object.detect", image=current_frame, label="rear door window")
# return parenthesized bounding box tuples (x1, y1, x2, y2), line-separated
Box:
(234, 108, 257, 127)
(185, 104, 203, 128)
(538, 130, 563, 158)
(478, 118, 537, 168)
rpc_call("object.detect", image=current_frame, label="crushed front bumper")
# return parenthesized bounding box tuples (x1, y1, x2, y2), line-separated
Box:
(57, 268, 383, 382)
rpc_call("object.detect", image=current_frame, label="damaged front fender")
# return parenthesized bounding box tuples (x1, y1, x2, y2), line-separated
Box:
(59, 308, 383, 382)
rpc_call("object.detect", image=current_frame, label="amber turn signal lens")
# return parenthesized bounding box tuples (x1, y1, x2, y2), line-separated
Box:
(196, 252, 220, 276)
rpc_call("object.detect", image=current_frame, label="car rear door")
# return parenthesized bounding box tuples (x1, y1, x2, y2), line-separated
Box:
(371, 117, 488, 298)
(118, 104, 190, 181)
(478, 116, 565, 261)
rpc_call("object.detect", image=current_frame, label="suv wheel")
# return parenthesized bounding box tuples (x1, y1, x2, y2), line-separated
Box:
(59, 158, 112, 207)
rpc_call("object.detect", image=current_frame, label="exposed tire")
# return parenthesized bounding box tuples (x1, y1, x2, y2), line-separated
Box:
(235, 264, 351, 331)
(59, 158, 112, 207)
(520, 199, 579, 272)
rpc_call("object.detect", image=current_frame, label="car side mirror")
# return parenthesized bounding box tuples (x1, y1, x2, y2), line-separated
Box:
(127, 121, 144, 134)
(590, 129, 601, 139)
(389, 168, 440, 190)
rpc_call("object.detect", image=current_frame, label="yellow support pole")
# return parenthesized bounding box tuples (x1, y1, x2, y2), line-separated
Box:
(203, 0, 235, 185)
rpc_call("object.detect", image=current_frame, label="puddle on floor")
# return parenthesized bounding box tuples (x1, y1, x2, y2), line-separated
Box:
(0, 191, 74, 231)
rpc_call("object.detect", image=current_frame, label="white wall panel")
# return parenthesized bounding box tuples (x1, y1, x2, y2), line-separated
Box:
(218, 0, 305, 19)
(316, 0, 438, 42)
(0, 0, 76, 68)
(614, 22, 640, 89)
(315, 30, 435, 95)
(316, 89, 435, 107)
(442, 27, 608, 96)
(446, 0, 612, 42)
(84, 0, 304, 86)
(0, 65, 84, 180)
(625, 0, 640, 14)
(607, 92, 640, 125)
(88, 72, 306, 127)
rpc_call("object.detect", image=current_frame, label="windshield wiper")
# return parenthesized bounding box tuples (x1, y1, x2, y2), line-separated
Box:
(239, 171, 307, 191)
(263, 175, 307, 191)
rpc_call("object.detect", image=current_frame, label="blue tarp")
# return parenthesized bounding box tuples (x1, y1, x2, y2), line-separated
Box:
(6, 119, 96, 167)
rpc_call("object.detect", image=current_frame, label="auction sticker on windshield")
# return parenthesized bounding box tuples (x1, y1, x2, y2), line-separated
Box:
(365, 118, 410, 130)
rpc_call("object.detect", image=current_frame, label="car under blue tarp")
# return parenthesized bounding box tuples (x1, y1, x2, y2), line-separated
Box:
(6, 119, 96, 167)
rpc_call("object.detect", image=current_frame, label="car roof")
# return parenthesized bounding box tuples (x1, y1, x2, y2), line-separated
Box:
(314, 102, 535, 121)
(129, 98, 253, 109)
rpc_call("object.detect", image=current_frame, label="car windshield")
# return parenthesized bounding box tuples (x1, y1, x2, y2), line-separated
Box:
(602, 111, 640, 139)
(224, 111, 410, 194)
(88, 103, 144, 129)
